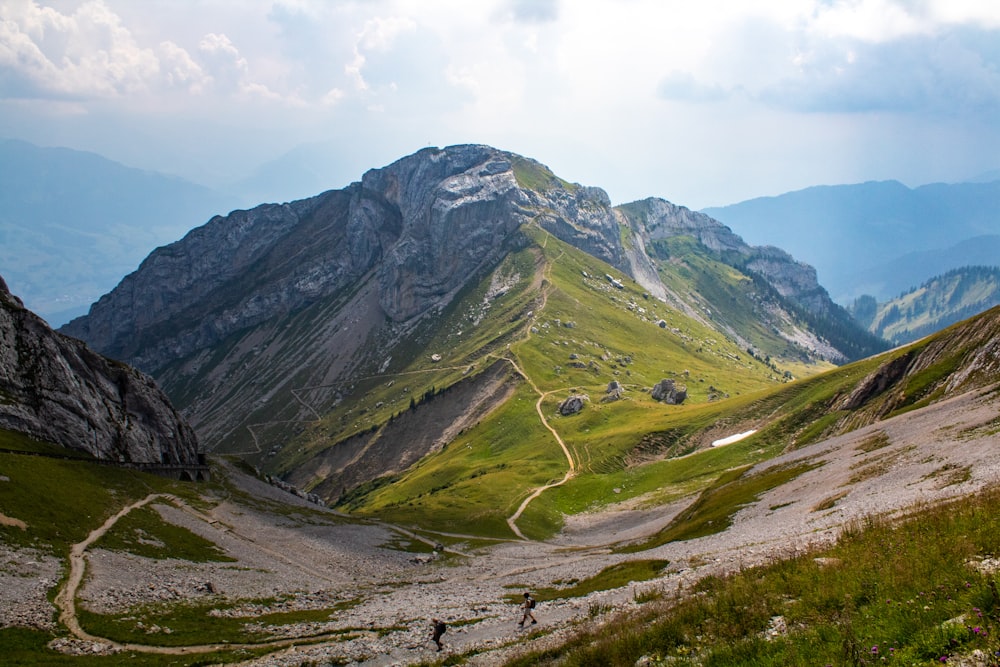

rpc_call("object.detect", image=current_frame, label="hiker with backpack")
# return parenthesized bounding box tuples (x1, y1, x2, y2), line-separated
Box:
(430, 618, 446, 651)
(518, 592, 537, 626)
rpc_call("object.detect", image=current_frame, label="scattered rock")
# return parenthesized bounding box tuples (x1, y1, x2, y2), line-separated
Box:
(604, 381, 624, 402)
(559, 395, 588, 416)
(651, 379, 687, 404)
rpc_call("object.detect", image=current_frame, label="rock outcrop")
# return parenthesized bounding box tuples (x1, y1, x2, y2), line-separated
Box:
(0, 276, 199, 463)
(558, 394, 589, 416)
(61, 146, 536, 372)
(651, 379, 687, 405)
(617, 198, 834, 319)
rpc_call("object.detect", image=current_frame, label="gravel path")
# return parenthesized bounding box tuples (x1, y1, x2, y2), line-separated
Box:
(6, 385, 1000, 665)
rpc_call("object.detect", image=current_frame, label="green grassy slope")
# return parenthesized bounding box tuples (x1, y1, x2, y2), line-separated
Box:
(326, 228, 800, 538)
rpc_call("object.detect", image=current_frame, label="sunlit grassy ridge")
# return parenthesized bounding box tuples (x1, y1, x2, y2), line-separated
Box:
(649, 235, 819, 364)
(514, 228, 784, 397)
(316, 227, 905, 539)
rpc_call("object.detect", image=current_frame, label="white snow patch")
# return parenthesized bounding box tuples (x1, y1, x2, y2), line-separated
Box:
(712, 430, 757, 447)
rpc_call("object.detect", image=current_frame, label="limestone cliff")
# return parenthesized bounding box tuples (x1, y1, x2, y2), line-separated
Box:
(0, 275, 199, 463)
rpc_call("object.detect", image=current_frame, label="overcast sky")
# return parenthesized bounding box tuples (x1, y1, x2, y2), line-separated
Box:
(2, 0, 999, 209)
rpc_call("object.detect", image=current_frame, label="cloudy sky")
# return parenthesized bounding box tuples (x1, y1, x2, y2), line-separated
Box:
(2, 0, 999, 209)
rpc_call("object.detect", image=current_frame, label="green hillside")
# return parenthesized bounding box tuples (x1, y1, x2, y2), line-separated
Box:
(297, 226, 844, 538)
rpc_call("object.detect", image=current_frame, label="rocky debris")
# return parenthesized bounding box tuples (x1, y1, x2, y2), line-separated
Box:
(837, 351, 914, 411)
(605, 381, 624, 402)
(48, 637, 120, 656)
(0, 275, 200, 464)
(651, 379, 687, 405)
(0, 545, 60, 631)
(559, 394, 589, 416)
(6, 389, 1000, 664)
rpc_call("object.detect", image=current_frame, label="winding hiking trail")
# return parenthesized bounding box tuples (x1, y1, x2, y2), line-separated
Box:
(500, 356, 576, 540)
(232, 237, 580, 542)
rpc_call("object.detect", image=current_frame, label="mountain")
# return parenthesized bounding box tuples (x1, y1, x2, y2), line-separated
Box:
(6, 140, 1000, 662)
(852, 234, 1000, 301)
(0, 139, 238, 326)
(849, 266, 1000, 345)
(0, 275, 199, 464)
(702, 179, 1000, 304)
(60, 145, 883, 517)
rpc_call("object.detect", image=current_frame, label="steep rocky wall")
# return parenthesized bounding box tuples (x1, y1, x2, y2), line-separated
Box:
(0, 276, 199, 463)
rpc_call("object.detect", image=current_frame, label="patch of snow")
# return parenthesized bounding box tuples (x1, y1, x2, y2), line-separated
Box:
(712, 430, 757, 447)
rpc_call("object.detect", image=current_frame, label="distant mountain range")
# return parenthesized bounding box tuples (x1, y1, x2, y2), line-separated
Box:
(0, 139, 239, 325)
(703, 180, 1000, 304)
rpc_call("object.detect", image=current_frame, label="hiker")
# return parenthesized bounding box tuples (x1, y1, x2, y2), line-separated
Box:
(430, 617, 446, 651)
(518, 592, 537, 626)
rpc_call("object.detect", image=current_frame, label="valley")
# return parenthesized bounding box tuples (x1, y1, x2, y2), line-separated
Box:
(5, 377, 999, 665)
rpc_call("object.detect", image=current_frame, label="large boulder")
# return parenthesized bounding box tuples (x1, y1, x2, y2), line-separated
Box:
(651, 379, 687, 405)
(559, 394, 589, 416)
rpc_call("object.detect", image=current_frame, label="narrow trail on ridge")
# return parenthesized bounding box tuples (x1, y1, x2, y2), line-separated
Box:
(501, 240, 578, 540)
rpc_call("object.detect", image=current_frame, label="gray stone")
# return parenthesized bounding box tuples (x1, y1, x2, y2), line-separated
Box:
(651, 379, 687, 405)
(558, 394, 588, 416)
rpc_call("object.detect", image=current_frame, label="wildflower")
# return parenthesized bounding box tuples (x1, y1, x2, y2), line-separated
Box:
(871, 645, 879, 655)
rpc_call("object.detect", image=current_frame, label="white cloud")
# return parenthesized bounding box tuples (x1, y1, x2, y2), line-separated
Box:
(0, 0, 158, 98)
(3, 0, 999, 209)
(158, 40, 209, 94)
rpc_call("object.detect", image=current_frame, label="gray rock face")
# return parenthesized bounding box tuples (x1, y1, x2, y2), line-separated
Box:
(651, 379, 687, 405)
(617, 197, 836, 320)
(0, 276, 199, 463)
(61, 145, 535, 372)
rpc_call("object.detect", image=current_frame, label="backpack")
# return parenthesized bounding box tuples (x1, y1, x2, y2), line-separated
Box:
(530, 598, 536, 609)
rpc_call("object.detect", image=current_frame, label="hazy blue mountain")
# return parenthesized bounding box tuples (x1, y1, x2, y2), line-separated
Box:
(0, 139, 239, 325)
(226, 140, 384, 208)
(702, 179, 1000, 304)
(854, 234, 1000, 301)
